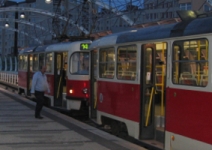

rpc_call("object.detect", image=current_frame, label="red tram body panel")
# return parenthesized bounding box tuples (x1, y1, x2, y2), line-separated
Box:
(18, 71, 27, 88)
(97, 81, 140, 122)
(46, 74, 54, 96)
(66, 80, 89, 98)
(166, 87, 212, 145)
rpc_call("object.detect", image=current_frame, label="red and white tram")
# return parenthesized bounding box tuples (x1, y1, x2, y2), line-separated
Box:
(89, 11, 212, 150)
(18, 40, 91, 111)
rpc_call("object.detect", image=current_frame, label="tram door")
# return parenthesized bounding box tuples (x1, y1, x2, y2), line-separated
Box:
(140, 43, 166, 139)
(90, 50, 98, 119)
(54, 52, 64, 106)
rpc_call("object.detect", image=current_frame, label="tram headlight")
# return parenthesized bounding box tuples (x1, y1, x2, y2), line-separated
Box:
(82, 88, 88, 94)
(69, 89, 73, 94)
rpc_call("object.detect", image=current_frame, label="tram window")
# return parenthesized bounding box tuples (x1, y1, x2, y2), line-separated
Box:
(99, 47, 115, 79)
(57, 54, 62, 70)
(172, 39, 208, 87)
(39, 53, 45, 69)
(33, 54, 39, 71)
(18, 55, 27, 71)
(45, 53, 52, 73)
(29, 54, 33, 72)
(117, 45, 137, 80)
(70, 52, 89, 75)
(23, 55, 28, 71)
(18, 55, 23, 71)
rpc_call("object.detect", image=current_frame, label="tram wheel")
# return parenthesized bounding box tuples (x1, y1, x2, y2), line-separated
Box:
(18, 88, 23, 95)
(111, 121, 120, 136)
(119, 123, 128, 138)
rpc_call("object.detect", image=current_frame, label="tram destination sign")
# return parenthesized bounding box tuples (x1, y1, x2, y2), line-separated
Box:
(80, 43, 90, 50)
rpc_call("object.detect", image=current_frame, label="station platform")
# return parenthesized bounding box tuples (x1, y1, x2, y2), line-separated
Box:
(0, 88, 147, 150)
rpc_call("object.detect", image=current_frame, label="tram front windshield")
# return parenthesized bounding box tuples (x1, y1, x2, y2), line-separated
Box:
(70, 52, 89, 75)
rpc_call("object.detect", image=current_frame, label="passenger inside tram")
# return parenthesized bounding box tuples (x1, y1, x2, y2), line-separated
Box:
(71, 52, 89, 75)
(173, 40, 208, 87)
(183, 49, 196, 74)
(62, 63, 67, 86)
(79, 55, 89, 74)
(200, 49, 208, 74)
(117, 51, 136, 80)
(179, 49, 197, 85)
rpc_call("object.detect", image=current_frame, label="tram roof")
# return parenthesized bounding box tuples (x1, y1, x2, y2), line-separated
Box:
(45, 40, 92, 52)
(19, 46, 37, 54)
(116, 23, 176, 44)
(90, 15, 212, 48)
(34, 45, 50, 52)
(89, 30, 132, 49)
(45, 42, 74, 52)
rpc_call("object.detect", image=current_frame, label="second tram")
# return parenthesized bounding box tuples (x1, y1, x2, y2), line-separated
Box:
(18, 41, 91, 111)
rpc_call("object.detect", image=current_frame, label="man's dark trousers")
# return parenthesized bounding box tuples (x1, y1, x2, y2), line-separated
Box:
(35, 91, 45, 117)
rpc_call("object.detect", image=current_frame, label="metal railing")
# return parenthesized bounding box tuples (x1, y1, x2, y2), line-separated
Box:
(0, 71, 18, 87)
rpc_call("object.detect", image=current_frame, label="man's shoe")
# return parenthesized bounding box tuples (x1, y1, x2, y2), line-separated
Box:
(35, 116, 43, 119)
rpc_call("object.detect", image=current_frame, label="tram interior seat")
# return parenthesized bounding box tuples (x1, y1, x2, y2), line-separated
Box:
(102, 71, 114, 78)
(46, 64, 52, 72)
(200, 75, 208, 86)
(179, 72, 197, 85)
(195, 71, 204, 75)
(118, 71, 136, 80)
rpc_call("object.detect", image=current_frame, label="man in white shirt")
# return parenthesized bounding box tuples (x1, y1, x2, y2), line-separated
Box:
(31, 65, 50, 119)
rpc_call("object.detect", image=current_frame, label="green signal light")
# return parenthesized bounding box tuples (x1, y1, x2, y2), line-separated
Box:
(80, 43, 90, 50)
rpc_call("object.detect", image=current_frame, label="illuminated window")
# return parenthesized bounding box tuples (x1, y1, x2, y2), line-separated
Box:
(33, 54, 39, 71)
(99, 47, 115, 79)
(39, 53, 45, 70)
(45, 53, 52, 73)
(18, 55, 28, 71)
(172, 39, 208, 87)
(117, 45, 137, 81)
